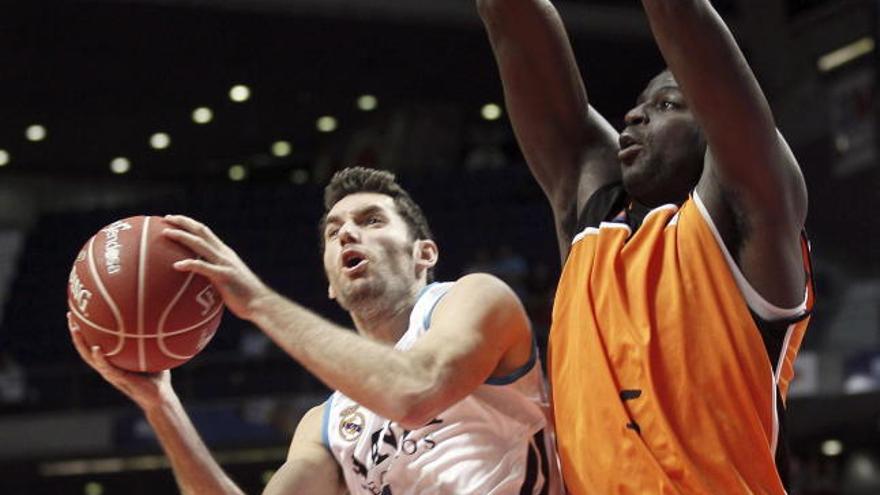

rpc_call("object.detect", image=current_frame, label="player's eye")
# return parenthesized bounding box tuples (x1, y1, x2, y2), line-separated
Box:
(658, 100, 678, 111)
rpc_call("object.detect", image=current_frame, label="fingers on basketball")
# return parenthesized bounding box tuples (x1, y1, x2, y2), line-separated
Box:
(165, 215, 223, 248)
(163, 228, 218, 263)
(173, 259, 232, 282)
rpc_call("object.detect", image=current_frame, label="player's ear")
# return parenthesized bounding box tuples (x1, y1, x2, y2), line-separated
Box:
(328, 284, 336, 300)
(413, 239, 438, 272)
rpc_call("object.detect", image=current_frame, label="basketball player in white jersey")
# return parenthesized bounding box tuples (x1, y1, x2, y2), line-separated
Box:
(69, 167, 563, 495)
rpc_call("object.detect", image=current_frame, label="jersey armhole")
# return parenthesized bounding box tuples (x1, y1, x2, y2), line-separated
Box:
(691, 190, 812, 322)
(422, 288, 448, 330)
(485, 339, 538, 386)
(321, 393, 334, 451)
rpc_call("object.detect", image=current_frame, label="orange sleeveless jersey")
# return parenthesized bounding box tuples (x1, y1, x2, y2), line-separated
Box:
(549, 189, 814, 494)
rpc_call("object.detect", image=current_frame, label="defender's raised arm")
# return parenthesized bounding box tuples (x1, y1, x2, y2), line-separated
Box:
(478, 0, 620, 259)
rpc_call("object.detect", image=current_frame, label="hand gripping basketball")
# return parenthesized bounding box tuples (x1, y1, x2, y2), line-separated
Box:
(162, 215, 272, 322)
(68, 311, 171, 409)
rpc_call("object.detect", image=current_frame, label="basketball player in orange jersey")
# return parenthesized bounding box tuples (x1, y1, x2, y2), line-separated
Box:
(69, 167, 563, 494)
(479, 0, 814, 493)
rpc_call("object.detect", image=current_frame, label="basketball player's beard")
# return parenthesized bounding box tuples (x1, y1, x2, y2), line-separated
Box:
(338, 278, 417, 328)
(336, 276, 404, 321)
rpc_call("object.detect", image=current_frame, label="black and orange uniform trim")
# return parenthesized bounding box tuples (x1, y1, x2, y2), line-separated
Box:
(549, 183, 815, 494)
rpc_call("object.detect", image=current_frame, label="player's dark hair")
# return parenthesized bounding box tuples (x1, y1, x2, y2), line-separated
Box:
(320, 167, 435, 282)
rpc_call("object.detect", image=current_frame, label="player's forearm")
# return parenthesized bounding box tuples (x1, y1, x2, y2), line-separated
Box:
(478, 0, 600, 205)
(142, 391, 245, 495)
(639, 0, 777, 155)
(248, 291, 438, 426)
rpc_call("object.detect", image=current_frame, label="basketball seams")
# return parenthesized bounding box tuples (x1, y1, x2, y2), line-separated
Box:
(85, 236, 127, 356)
(156, 270, 197, 360)
(68, 302, 122, 337)
(166, 302, 223, 335)
(137, 217, 150, 372)
(69, 300, 222, 339)
(156, 301, 223, 359)
(68, 308, 125, 351)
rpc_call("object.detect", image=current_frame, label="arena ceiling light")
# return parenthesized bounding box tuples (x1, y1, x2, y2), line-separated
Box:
(481, 103, 503, 121)
(192, 107, 214, 124)
(316, 116, 338, 133)
(357, 94, 378, 111)
(229, 84, 251, 103)
(110, 157, 131, 174)
(271, 140, 292, 157)
(0, 150, 10, 167)
(835, 134, 850, 154)
(84, 481, 104, 495)
(818, 36, 875, 72)
(228, 164, 247, 181)
(26, 124, 47, 142)
(149, 132, 171, 150)
(821, 439, 844, 457)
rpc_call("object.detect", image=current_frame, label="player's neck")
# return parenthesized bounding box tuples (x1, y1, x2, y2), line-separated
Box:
(350, 284, 422, 344)
(351, 305, 413, 344)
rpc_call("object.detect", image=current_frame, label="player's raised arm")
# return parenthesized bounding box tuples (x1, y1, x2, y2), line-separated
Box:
(477, 0, 620, 258)
(639, 0, 808, 306)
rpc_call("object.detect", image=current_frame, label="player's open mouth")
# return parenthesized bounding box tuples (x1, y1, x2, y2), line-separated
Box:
(341, 250, 369, 275)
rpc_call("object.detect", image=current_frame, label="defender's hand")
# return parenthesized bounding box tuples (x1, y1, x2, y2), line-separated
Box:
(68, 312, 171, 410)
(162, 215, 271, 321)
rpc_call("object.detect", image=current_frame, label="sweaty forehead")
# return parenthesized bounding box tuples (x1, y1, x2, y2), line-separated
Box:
(326, 192, 397, 222)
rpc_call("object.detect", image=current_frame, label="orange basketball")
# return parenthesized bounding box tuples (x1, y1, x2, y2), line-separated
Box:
(67, 215, 224, 372)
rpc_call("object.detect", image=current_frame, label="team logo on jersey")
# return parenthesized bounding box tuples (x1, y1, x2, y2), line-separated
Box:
(339, 406, 366, 442)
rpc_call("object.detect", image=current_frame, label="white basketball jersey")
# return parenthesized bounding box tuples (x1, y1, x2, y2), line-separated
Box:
(323, 282, 564, 495)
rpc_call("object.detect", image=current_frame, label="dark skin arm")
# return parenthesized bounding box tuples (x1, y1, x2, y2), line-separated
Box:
(641, 0, 808, 308)
(478, 0, 620, 262)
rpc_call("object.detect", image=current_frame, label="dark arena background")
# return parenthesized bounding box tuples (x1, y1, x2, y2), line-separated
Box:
(0, 0, 878, 493)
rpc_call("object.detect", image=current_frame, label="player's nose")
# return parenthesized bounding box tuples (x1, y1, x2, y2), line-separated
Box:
(337, 221, 360, 245)
(624, 103, 648, 127)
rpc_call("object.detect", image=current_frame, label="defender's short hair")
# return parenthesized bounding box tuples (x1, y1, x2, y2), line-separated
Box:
(320, 167, 435, 281)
